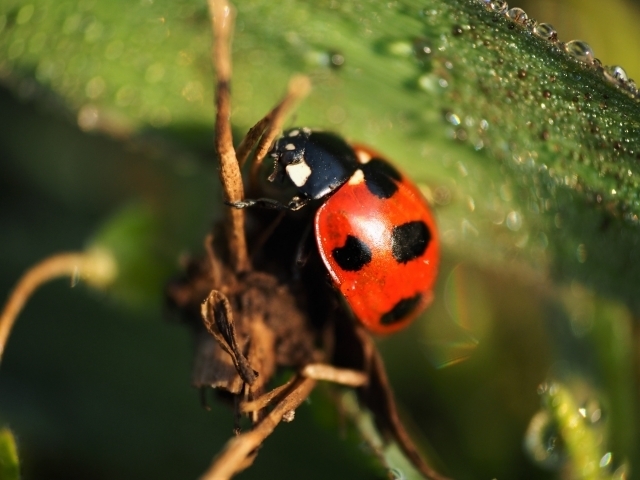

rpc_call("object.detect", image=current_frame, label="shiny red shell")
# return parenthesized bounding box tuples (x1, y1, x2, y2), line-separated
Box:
(314, 145, 440, 334)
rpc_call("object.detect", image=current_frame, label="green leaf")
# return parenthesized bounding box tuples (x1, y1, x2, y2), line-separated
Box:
(0, 428, 20, 480)
(2, 0, 640, 314)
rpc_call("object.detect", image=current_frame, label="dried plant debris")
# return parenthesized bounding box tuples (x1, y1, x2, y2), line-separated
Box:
(165, 1, 451, 478)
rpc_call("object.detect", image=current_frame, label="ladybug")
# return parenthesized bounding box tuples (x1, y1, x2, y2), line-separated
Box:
(231, 128, 439, 334)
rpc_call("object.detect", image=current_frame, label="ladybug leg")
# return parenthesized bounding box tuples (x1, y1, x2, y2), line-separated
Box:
(226, 195, 310, 211)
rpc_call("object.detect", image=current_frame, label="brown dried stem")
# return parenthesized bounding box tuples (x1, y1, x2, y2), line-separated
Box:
(0, 249, 117, 362)
(208, 0, 249, 273)
(199, 376, 317, 480)
(236, 75, 311, 169)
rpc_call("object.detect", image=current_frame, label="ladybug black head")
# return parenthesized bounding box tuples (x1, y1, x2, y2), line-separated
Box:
(268, 128, 360, 200)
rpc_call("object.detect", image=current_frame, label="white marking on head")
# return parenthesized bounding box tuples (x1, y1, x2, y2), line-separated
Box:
(285, 143, 296, 151)
(302, 127, 312, 134)
(356, 150, 371, 164)
(347, 169, 365, 185)
(286, 159, 312, 187)
(288, 129, 300, 137)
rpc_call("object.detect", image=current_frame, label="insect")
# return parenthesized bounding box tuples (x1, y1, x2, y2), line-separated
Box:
(231, 127, 440, 334)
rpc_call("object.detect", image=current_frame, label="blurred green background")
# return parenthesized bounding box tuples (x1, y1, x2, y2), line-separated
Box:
(0, 0, 639, 478)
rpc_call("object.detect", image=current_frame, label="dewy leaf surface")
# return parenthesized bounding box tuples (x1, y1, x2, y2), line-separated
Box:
(1, 0, 640, 310)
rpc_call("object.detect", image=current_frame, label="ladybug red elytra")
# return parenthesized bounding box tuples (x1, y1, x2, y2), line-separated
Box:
(231, 128, 439, 334)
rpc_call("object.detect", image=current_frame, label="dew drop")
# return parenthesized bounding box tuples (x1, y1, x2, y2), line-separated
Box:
(524, 410, 564, 468)
(533, 23, 557, 41)
(181, 81, 204, 103)
(145, 63, 165, 83)
(412, 37, 433, 61)
(576, 243, 587, 263)
(7, 39, 25, 60)
(329, 51, 345, 68)
(507, 7, 528, 24)
(388, 40, 413, 57)
(85, 76, 105, 99)
(445, 112, 461, 126)
(84, 21, 104, 42)
(115, 85, 138, 107)
(565, 40, 594, 64)
(489, 0, 508, 14)
(604, 65, 628, 84)
(417, 73, 438, 92)
(506, 211, 522, 231)
(600, 452, 612, 468)
(105, 40, 124, 60)
(16, 4, 35, 25)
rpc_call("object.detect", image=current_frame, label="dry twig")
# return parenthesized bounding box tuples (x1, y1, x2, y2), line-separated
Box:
(208, 0, 249, 273)
(199, 376, 316, 480)
(0, 249, 117, 362)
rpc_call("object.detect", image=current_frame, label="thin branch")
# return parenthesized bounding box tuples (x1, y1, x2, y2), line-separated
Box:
(207, 0, 249, 273)
(0, 250, 117, 362)
(239, 363, 367, 414)
(236, 75, 311, 169)
(248, 76, 311, 186)
(301, 363, 368, 387)
(199, 376, 317, 480)
(239, 374, 297, 413)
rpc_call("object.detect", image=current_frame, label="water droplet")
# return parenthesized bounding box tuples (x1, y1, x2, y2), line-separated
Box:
(604, 65, 628, 84)
(181, 81, 204, 103)
(388, 40, 412, 57)
(16, 4, 35, 25)
(62, 14, 82, 35)
(412, 36, 432, 60)
(434, 186, 451, 206)
(329, 51, 345, 68)
(576, 244, 587, 263)
(524, 410, 564, 468)
(417, 73, 438, 92)
(445, 112, 461, 126)
(85, 76, 105, 99)
(627, 79, 637, 94)
(489, 0, 508, 14)
(533, 23, 557, 41)
(29, 32, 46, 54)
(600, 452, 613, 468)
(145, 63, 165, 83)
(506, 211, 522, 231)
(105, 40, 125, 60)
(389, 468, 406, 480)
(84, 21, 104, 42)
(565, 40, 594, 64)
(507, 7, 528, 24)
(116, 86, 139, 108)
(7, 39, 25, 60)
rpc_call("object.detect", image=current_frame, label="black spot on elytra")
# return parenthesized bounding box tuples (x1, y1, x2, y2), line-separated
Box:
(391, 221, 430, 263)
(332, 235, 372, 272)
(380, 294, 422, 325)
(361, 158, 402, 199)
